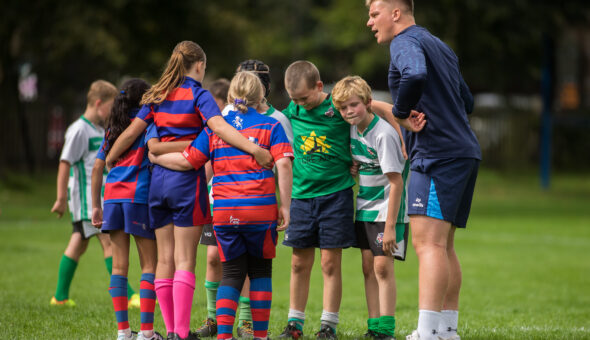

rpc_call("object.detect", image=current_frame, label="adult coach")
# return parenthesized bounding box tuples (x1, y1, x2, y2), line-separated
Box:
(366, 1, 481, 340)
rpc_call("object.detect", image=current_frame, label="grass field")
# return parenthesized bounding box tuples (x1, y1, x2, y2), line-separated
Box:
(1, 168, 589, 339)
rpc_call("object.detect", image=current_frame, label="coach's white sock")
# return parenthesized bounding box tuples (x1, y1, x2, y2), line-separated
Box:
(320, 310, 339, 330)
(417, 310, 440, 339)
(439, 310, 458, 337)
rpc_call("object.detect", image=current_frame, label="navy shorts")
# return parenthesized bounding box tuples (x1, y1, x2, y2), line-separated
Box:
(407, 158, 479, 228)
(102, 202, 155, 240)
(283, 187, 356, 249)
(149, 165, 212, 228)
(214, 223, 278, 262)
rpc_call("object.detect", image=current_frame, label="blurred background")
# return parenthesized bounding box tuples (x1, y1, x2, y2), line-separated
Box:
(1, 0, 590, 181)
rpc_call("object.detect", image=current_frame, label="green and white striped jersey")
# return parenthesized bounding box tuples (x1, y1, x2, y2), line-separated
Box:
(60, 116, 106, 222)
(351, 115, 409, 223)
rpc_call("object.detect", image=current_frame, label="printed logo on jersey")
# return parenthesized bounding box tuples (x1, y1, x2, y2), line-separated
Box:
(324, 107, 334, 117)
(233, 115, 243, 129)
(248, 136, 259, 145)
(230, 215, 240, 225)
(300, 131, 331, 155)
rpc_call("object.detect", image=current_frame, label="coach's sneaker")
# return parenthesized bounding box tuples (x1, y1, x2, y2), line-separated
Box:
(128, 293, 141, 309)
(237, 320, 254, 338)
(438, 335, 460, 340)
(315, 325, 337, 339)
(117, 330, 138, 340)
(278, 321, 303, 339)
(50, 296, 76, 307)
(195, 317, 217, 337)
(137, 331, 165, 340)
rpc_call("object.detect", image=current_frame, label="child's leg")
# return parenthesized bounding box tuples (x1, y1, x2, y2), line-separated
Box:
(205, 244, 222, 320)
(173, 225, 202, 339)
(217, 254, 248, 339)
(54, 231, 89, 301)
(238, 278, 252, 328)
(99, 233, 137, 299)
(361, 249, 380, 334)
(108, 230, 131, 336)
(320, 248, 342, 331)
(135, 235, 158, 338)
(154, 224, 175, 335)
(247, 255, 272, 339)
(374, 255, 396, 337)
(288, 247, 315, 330)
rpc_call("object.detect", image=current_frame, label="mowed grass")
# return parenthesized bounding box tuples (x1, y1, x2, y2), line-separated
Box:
(0, 169, 589, 339)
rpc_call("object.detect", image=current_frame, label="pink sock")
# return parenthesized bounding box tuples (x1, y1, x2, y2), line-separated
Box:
(155, 278, 174, 335)
(173, 270, 195, 338)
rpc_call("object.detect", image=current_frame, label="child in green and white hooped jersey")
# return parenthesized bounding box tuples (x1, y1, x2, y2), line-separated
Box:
(332, 75, 414, 340)
(50, 80, 138, 307)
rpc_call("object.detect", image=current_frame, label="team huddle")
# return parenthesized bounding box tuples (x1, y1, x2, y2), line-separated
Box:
(49, 2, 481, 340)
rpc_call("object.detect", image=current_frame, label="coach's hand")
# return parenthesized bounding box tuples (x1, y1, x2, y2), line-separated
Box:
(92, 207, 103, 228)
(277, 205, 290, 231)
(407, 110, 426, 132)
(51, 198, 67, 218)
(382, 222, 398, 256)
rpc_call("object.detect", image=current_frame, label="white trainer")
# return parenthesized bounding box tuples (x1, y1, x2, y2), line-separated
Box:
(406, 330, 421, 340)
(439, 335, 460, 340)
(136, 331, 164, 340)
(117, 331, 137, 340)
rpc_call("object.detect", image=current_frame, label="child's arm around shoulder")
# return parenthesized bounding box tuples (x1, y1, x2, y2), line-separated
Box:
(275, 157, 292, 231)
(105, 117, 148, 170)
(149, 128, 211, 172)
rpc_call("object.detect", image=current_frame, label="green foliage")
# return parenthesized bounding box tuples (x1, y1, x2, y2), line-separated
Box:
(1, 169, 589, 339)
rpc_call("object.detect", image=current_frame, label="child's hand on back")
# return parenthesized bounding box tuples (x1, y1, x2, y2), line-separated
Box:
(92, 207, 103, 228)
(254, 148, 274, 169)
(51, 198, 67, 218)
(277, 205, 290, 231)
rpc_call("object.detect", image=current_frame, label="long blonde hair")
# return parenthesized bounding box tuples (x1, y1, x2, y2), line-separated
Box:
(227, 71, 264, 113)
(141, 41, 206, 105)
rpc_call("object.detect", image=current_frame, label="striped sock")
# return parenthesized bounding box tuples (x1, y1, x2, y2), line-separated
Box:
(109, 275, 129, 331)
(55, 254, 77, 301)
(104, 257, 135, 299)
(238, 296, 252, 327)
(155, 278, 174, 334)
(250, 277, 272, 339)
(140, 273, 156, 333)
(216, 285, 240, 339)
(205, 280, 220, 320)
(173, 270, 195, 339)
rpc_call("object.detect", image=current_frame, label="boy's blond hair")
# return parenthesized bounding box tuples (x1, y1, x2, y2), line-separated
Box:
(284, 60, 320, 92)
(87, 80, 117, 106)
(365, 0, 413, 14)
(331, 76, 372, 111)
(227, 71, 264, 113)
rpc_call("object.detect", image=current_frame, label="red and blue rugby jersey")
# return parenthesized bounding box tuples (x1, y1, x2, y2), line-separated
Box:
(136, 76, 221, 142)
(182, 107, 294, 230)
(97, 110, 151, 204)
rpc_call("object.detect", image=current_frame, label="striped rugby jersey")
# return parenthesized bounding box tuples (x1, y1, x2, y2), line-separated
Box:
(182, 107, 293, 230)
(60, 116, 106, 222)
(351, 115, 409, 223)
(136, 76, 221, 142)
(96, 109, 151, 204)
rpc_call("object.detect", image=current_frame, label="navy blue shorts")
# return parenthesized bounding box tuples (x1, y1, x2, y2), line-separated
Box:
(149, 165, 212, 228)
(283, 187, 356, 249)
(102, 202, 155, 239)
(214, 223, 278, 262)
(407, 158, 479, 228)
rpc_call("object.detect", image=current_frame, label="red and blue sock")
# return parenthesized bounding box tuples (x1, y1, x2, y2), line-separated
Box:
(140, 273, 156, 333)
(216, 285, 240, 339)
(250, 277, 272, 339)
(109, 274, 129, 331)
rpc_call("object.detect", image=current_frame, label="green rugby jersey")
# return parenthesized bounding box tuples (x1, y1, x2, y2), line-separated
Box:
(351, 115, 409, 223)
(60, 116, 106, 222)
(283, 95, 355, 199)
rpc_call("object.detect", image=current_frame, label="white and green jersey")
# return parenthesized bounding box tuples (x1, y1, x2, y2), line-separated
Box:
(351, 115, 409, 223)
(60, 116, 106, 222)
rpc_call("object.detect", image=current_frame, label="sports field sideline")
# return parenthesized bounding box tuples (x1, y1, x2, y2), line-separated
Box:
(0, 169, 589, 339)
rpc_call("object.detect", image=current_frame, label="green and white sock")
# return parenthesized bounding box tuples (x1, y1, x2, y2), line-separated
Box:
(205, 280, 220, 319)
(238, 296, 252, 326)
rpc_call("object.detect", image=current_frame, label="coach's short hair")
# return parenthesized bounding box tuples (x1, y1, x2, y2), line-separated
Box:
(331, 76, 372, 112)
(365, 0, 413, 14)
(87, 80, 117, 105)
(284, 60, 321, 92)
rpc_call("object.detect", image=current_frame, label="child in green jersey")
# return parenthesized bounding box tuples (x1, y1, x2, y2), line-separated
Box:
(333, 76, 421, 340)
(50, 80, 138, 307)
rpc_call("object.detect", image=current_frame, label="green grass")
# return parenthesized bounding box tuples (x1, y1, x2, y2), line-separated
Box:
(1, 169, 589, 339)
